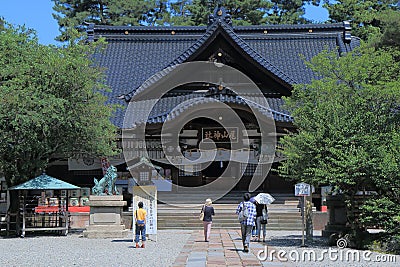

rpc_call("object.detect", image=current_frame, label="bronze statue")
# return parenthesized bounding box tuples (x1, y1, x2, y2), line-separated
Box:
(92, 166, 119, 195)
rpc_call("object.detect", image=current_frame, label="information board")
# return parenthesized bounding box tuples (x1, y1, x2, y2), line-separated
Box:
(132, 185, 157, 236)
(295, 182, 311, 196)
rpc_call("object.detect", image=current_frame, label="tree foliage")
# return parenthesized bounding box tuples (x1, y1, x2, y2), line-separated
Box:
(164, 0, 274, 26)
(0, 24, 118, 187)
(324, 0, 400, 41)
(367, 9, 400, 50)
(0, 17, 4, 30)
(359, 197, 400, 234)
(277, 42, 400, 234)
(276, 1, 400, 240)
(52, 0, 317, 40)
(52, 0, 163, 41)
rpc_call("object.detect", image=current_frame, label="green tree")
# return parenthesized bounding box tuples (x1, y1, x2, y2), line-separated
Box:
(324, 0, 400, 41)
(367, 9, 400, 50)
(277, 46, 400, 240)
(185, 0, 273, 26)
(52, 0, 161, 41)
(52, 0, 320, 40)
(267, 0, 310, 24)
(163, 0, 312, 26)
(0, 24, 118, 190)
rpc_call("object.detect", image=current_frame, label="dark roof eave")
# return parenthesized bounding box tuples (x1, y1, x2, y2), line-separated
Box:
(92, 22, 346, 35)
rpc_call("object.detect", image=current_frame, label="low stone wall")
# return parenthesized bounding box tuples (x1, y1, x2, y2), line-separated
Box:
(69, 211, 133, 230)
(69, 212, 89, 229)
(313, 211, 329, 230)
(122, 212, 133, 230)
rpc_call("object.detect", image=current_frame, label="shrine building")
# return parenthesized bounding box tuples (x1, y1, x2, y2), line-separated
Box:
(48, 7, 359, 206)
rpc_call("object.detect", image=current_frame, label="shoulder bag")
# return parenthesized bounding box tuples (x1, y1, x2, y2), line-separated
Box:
(261, 205, 268, 224)
(199, 205, 205, 221)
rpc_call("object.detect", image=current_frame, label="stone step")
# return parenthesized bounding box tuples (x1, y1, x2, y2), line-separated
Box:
(157, 204, 300, 213)
(157, 191, 299, 205)
(157, 215, 301, 223)
(155, 192, 304, 230)
(158, 217, 301, 223)
(157, 221, 303, 226)
(157, 224, 302, 230)
(157, 212, 302, 230)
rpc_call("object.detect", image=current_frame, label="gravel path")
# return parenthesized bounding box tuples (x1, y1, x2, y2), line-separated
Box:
(0, 230, 192, 267)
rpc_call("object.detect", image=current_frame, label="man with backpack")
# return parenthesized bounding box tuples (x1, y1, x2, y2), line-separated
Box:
(235, 193, 257, 252)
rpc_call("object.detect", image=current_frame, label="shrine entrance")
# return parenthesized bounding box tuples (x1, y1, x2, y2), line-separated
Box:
(201, 161, 228, 185)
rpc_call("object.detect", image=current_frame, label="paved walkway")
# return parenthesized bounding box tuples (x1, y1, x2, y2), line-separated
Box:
(172, 229, 272, 267)
(171, 229, 400, 267)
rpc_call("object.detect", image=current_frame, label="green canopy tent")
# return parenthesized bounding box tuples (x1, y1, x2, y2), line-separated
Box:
(8, 173, 80, 237)
(9, 173, 80, 191)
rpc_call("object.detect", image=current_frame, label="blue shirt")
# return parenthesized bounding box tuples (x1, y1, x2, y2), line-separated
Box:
(236, 201, 257, 226)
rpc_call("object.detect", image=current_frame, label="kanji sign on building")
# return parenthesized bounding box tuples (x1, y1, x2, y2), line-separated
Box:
(202, 127, 238, 143)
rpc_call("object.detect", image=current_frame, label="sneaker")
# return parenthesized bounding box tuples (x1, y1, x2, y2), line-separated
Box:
(135, 244, 139, 248)
(141, 244, 145, 248)
(243, 245, 249, 253)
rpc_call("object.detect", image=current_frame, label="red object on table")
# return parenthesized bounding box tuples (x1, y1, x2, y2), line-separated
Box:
(68, 206, 90, 212)
(35, 206, 60, 213)
(35, 206, 90, 213)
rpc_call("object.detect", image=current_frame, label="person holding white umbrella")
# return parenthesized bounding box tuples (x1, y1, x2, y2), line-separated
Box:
(254, 193, 274, 242)
(255, 201, 268, 242)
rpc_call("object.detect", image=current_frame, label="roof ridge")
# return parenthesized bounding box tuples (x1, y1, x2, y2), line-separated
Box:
(233, 22, 345, 31)
(125, 20, 296, 100)
(91, 22, 345, 32)
(166, 22, 220, 67)
(218, 22, 296, 85)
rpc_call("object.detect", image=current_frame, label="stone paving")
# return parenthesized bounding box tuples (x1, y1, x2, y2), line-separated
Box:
(172, 229, 271, 267)
(172, 229, 400, 267)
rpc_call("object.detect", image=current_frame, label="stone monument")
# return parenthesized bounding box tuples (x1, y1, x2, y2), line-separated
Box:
(83, 166, 128, 238)
(322, 195, 348, 238)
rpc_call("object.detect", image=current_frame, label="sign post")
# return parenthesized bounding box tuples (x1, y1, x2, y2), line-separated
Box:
(133, 185, 157, 241)
(295, 182, 311, 247)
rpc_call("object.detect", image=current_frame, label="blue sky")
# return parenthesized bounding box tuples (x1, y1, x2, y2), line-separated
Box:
(0, 1, 329, 45)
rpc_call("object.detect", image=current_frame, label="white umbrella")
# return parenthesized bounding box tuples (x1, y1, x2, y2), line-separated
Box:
(254, 193, 275, 205)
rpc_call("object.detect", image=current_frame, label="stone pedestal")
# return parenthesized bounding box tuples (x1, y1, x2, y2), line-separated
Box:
(83, 195, 129, 238)
(322, 195, 349, 237)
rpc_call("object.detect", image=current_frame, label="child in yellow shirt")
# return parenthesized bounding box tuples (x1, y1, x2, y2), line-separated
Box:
(134, 201, 147, 248)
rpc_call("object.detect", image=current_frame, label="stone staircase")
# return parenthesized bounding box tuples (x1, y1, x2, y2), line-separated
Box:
(157, 192, 303, 230)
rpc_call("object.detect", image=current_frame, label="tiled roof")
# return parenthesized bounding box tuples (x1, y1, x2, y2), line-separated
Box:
(122, 93, 292, 129)
(162, 21, 296, 86)
(89, 20, 359, 127)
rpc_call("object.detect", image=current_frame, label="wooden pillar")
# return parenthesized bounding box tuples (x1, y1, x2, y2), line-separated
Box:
(305, 195, 313, 241)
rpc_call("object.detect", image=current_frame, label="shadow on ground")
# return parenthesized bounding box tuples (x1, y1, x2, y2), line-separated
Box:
(267, 235, 328, 248)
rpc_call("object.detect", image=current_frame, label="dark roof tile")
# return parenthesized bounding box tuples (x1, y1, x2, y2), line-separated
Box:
(90, 21, 358, 127)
